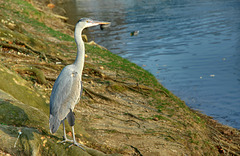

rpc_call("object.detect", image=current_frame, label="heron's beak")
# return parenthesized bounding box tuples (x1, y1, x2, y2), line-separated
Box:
(93, 21, 111, 25)
(86, 20, 111, 28)
(94, 21, 111, 30)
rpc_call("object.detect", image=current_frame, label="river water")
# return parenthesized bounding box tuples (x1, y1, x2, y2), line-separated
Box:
(60, 0, 240, 129)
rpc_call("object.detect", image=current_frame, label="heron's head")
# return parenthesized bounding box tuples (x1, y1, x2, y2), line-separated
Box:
(77, 18, 110, 29)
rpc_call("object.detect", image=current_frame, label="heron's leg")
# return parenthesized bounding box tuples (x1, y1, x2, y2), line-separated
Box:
(68, 126, 86, 150)
(72, 126, 78, 145)
(61, 109, 86, 150)
(59, 120, 73, 143)
(62, 120, 67, 140)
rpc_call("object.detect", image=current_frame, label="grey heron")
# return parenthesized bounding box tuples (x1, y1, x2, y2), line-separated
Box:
(49, 18, 110, 149)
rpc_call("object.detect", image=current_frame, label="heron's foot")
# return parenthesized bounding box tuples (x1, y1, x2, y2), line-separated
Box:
(58, 138, 73, 144)
(59, 138, 86, 150)
(68, 142, 86, 151)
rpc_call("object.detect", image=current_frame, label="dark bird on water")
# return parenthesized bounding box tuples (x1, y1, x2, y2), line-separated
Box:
(130, 30, 139, 36)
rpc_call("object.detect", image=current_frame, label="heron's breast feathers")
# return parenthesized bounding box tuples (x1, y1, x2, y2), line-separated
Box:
(50, 66, 82, 121)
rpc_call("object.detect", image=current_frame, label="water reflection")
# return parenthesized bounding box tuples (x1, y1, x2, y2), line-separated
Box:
(61, 0, 240, 129)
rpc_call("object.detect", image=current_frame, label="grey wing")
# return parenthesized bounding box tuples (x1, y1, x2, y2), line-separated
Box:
(50, 66, 82, 121)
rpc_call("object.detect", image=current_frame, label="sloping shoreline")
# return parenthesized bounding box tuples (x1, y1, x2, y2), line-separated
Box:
(0, 0, 239, 155)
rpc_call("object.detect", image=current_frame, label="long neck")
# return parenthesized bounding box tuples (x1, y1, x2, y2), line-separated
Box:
(73, 24, 85, 73)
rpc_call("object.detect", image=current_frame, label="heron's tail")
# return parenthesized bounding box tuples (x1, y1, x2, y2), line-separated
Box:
(49, 114, 61, 134)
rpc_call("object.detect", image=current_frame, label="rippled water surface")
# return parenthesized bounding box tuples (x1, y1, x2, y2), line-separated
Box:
(61, 0, 240, 129)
